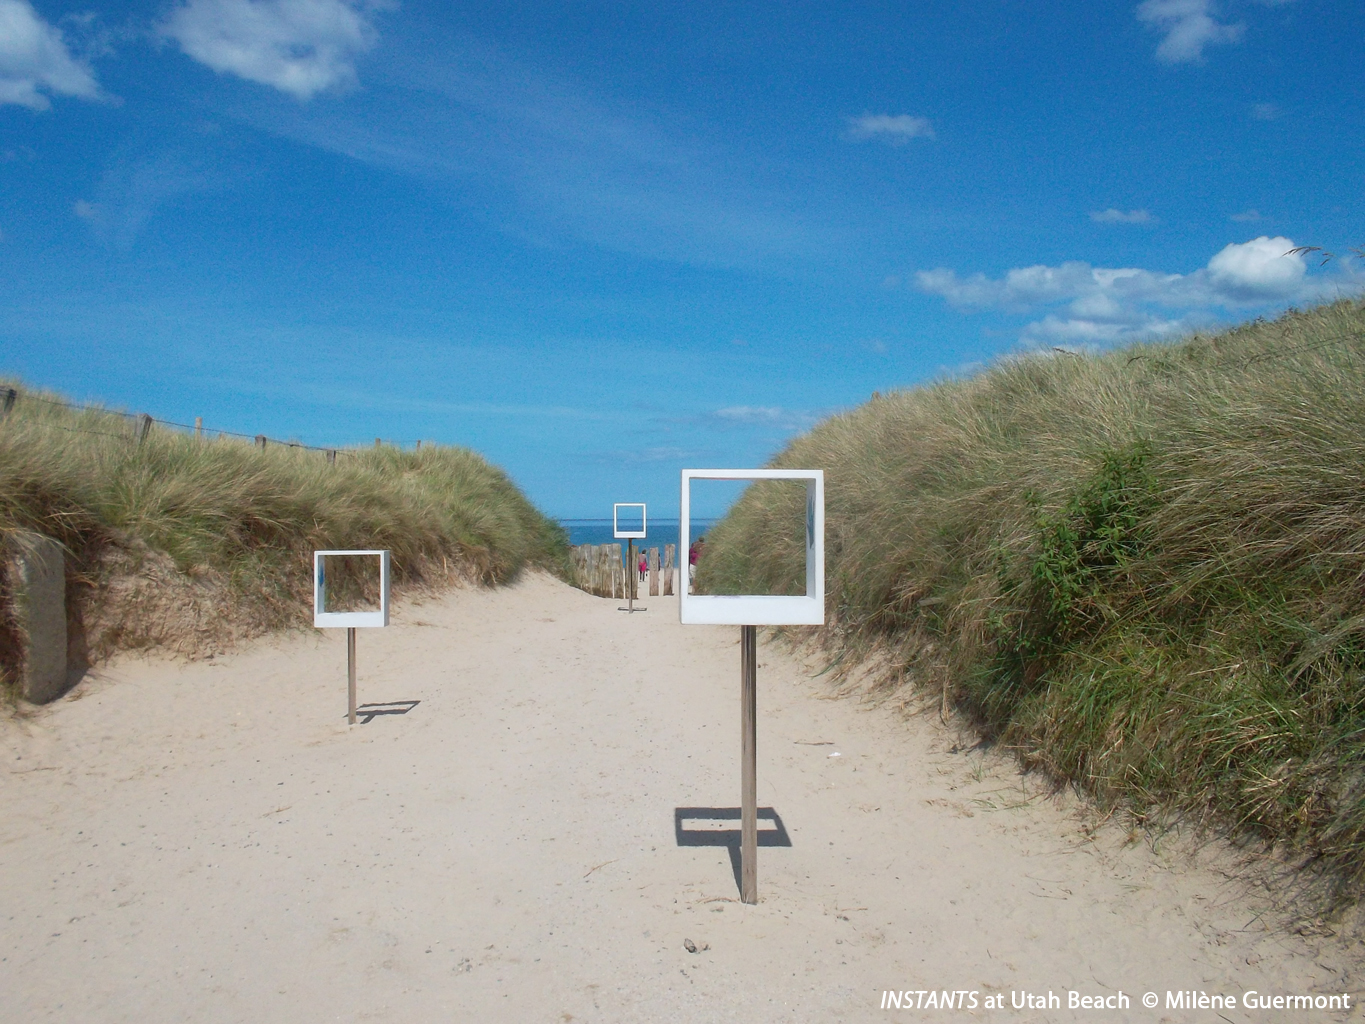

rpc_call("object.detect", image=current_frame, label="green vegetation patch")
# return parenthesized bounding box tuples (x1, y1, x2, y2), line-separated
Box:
(697, 299, 1365, 908)
(0, 383, 568, 676)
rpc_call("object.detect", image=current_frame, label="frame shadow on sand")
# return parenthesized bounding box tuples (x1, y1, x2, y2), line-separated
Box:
(674, 806, 792, 897)
(344, 700, 421, 724)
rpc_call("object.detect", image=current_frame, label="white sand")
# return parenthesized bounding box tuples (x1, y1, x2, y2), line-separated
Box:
(2, 572, 1360, 1022)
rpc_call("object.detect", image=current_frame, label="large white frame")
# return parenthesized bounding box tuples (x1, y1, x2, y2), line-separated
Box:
(679, 469, 824, 625)
(613, 503, 647, 539)
(313, 550, 391, 628)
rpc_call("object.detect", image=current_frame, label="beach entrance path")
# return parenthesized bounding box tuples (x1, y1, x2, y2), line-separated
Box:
(1, 572, 1358, 1022)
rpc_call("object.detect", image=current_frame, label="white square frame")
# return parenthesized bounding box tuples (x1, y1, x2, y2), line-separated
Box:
(314, 550, 390, 628)
(613, 503, 647, 539)
(679, 469, 824, 626)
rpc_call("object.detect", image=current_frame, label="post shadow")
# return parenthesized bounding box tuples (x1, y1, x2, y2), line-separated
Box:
(674, 806, 792, 897)
(343, 699, 420, 724)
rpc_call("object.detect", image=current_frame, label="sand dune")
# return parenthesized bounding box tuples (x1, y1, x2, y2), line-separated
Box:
(1, 573, 1359, 1022)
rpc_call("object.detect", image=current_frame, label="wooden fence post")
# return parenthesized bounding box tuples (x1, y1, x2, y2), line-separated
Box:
(136, 413, 153, 444)
(256, 434, 267, 450)
(663, 544, 675, 596)
(3, 387, 17, 419)
(648, 547, 660, 596)
(194, 416, 202, 439)
(327, 449, 336, 465)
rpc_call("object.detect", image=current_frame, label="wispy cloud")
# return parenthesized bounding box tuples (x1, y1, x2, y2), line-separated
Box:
(234, 33, 839, 268)
(0, 0, 102, 110)
(846, 113, 934, 144)
(1137, 0, 1243, 64)
(917, 236, 1364, 346)
(591, 445, 717, 465)
(1090, 208, 1153, 224)
(161, 0, 391, 100)
(709, 405, 822, 431)
(74, 147, 234, 248)
(1250, 102, 1280, 120)
(1230, 209, 1261, 222)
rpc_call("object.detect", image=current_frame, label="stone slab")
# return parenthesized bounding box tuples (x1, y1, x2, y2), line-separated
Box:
(6, 531, 68, 703)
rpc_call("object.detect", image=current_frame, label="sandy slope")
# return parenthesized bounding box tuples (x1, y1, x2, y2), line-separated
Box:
(1, 572, 1361, 1023)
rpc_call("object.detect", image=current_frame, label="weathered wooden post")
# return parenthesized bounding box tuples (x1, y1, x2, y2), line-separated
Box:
(648, 546, 660, 596)
(136, 413, 153, 444)
(1, 387, 15, 419)
(663, 544, 675, 596)
(194, 416, 203, 439)
(256, 434, 267, 450)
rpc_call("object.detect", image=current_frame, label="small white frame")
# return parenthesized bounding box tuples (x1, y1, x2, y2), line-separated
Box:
(679, 469, 824, 626)
(613, 503, 647, 539)
(313, 550, 390, 628)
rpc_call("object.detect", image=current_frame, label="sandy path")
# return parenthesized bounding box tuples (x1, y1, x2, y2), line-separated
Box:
(2, 573, 1360, 1022)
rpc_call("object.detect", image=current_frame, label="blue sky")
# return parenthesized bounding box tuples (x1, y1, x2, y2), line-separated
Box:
(2, 0, 1362, 517)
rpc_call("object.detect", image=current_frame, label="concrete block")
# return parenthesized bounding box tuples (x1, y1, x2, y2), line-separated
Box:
(6, 532, 68, 704)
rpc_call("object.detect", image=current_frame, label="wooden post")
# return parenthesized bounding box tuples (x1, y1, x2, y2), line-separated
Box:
(663, 544, 675, 596)
(136, 413, 153, 444)
(1, 387, 15, 419)
(194, 416, 202, 439)
(256, 434, 267, 450)
(741, 623, 758, 904)
(648, 547, 659, 596)
(327, 449, 336, 465)
(347, 626, 357, 726)
(626, 539, 634, 611)
(375, 438, 381, 448)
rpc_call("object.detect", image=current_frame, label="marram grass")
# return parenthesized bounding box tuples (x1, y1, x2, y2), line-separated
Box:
(0, 383, 569, 672)
(696, 299, 1365, 909)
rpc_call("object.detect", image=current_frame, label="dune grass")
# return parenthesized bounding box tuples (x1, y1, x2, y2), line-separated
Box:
(0, 382, 568, 676)
(695, 298, 1365, 907)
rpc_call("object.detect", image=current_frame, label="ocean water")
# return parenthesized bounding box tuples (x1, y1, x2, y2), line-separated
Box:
(558, 519, 720, 551)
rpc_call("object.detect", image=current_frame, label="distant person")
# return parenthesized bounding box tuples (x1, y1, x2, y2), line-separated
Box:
(688, 536, 704, 590)
(638, 552, 647, 582)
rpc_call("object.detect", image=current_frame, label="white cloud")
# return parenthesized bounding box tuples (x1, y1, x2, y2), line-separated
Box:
(1230, 209, 1261, 222)
(847, 113, 934, 144)
(1205, 235, 1305, 300)
(1250, 102, 1279, 120)
(1137, 0, 1243, 64)
(917, 236, 1361, 346)
(1090, 208, 1153, 224)
(710, 406, 820, 431)
(0, 0, 100, 110)
(716, 406, 787, 423)
(72, 198, 97, 220)
(161, 0, 389, 100)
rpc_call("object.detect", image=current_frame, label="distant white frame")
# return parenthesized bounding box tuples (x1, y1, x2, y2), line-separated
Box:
(679, 469, 824, 626)
(314, 550, 390, 628)
(613, 503, 647, 539)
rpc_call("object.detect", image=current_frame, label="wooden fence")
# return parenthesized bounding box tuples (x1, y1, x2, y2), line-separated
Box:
(570, 543, 675, 599)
